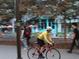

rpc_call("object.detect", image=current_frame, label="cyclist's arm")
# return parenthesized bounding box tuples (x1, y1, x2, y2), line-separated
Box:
(48, 35, 54, 43)
(44, 35, 52, 45)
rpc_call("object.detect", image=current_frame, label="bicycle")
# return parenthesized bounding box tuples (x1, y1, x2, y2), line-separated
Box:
(45, 44, 61, 59)
(27, 42, 61, 59)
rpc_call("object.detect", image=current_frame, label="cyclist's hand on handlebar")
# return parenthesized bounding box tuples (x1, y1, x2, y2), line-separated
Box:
(49, 42, 52, 45)
(51, 41, 54, 46)
(49, 42, 54, 46)
(48, 40, 54, 45)
(52, 43, 55, 46)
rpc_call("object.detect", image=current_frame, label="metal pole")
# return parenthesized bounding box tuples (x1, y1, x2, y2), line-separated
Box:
(64, 16, 67, 48)
(15, 0, 22, 59)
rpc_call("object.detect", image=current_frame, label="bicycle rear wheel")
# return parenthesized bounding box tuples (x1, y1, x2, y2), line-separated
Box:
(27, 47, 39, 59)
(46, 48, 61, 59)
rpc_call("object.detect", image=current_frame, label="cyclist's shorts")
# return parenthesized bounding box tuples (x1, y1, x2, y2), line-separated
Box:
(37, 38, 45, 46)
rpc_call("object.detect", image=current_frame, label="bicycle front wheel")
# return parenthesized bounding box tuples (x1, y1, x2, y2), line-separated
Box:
(27, 47, 39, 59)
(46, 48, 61, 59)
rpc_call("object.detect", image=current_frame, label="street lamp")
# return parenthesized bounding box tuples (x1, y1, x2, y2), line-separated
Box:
(15, 0, 22, 59)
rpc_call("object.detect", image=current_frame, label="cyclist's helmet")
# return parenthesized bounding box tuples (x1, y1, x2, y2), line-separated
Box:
(46, 26, 52, 31)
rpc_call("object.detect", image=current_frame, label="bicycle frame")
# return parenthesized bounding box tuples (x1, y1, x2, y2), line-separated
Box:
(27, 43, 61, 59)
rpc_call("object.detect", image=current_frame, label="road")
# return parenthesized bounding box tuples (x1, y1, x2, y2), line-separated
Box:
(0, 45, 79, 59)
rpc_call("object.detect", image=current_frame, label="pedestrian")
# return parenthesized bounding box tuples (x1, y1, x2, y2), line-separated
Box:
(24, 24, 32, 47)
(20, 26, 26, 48)
(68, 23, 79, 53)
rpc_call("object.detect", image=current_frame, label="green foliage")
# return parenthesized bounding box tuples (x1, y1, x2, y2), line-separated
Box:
(0, 0, 15, 17)
(57, 32, 64, 37)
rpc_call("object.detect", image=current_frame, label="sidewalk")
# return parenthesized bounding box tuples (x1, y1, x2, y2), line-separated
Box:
(0, 45, 79, 59)
(0, 32, 72, 48)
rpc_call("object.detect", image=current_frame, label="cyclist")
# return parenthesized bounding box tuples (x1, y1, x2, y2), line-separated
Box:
(37, 26, 54, 58)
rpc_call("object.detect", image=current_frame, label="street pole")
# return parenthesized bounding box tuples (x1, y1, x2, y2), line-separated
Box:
(15, 0, 22, 59)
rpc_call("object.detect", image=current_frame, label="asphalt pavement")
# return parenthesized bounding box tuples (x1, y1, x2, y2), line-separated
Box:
(0, 45, 79, 59)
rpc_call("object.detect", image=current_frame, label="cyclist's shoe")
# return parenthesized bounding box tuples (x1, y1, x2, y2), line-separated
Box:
(67, 50, 72, 53)
(32, 53, 35, 56)
(39, 54, 45, 59)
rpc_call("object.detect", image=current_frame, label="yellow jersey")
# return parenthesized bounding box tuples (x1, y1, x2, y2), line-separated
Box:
(37, 31, 54, 45)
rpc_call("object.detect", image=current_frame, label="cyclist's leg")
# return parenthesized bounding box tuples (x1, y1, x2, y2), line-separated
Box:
(37, 39, 45, 58)
(37, 39, 42, 53)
